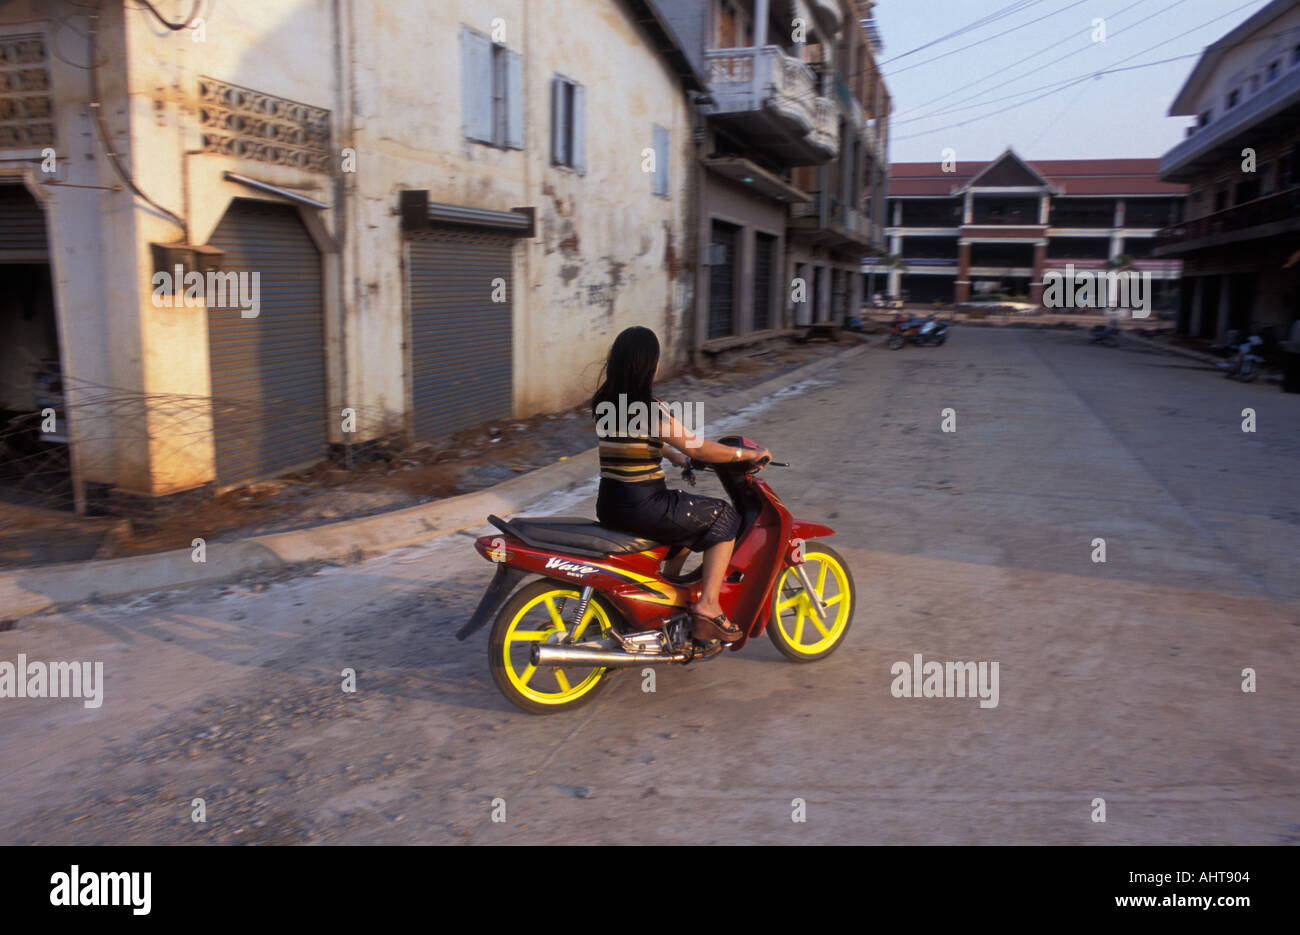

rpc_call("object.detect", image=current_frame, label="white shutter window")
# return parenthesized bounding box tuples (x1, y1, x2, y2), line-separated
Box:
(461, 28, 493, 143)
(505, 50, 524, 150)
(572, 83, 586, 176)
(652, 125, 669, 197)
(551, 77, 567, 165)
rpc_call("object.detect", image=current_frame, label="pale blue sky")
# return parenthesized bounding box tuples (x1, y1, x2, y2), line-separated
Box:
(875, 0, 1275, 163)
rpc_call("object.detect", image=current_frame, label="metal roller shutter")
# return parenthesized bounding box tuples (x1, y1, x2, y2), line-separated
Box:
(753, 232, 774, 331)
(0, 184, 47, 256)
(206, 199, 326, 485)
(708, 221, 737, 339)
(407, 226, 513, 442)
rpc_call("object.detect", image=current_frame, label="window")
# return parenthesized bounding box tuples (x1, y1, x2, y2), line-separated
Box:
(461, 27, 523, 149)
(1198, 110, 1211, 127)
(1292, 43, 1300, 66)
(1268, 61, 1279, 82)
(1227, 89, 1239, 109)
(550, 76, 586, 173)
(651, 125, 669, 198)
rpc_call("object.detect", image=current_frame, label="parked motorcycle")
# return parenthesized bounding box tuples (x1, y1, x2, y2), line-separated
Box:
(1219, 335, 1264, 382)
(457, 437, 856, 714)
(915, 315, 950, 347)
(1089, 322, 1120, 347)
(888, 313, 923, 349)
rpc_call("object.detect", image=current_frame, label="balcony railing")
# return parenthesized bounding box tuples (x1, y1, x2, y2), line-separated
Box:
(706, 47, 815, 130)
(704, 46, 840, 159)
(969, 212, 1041, 226)
(1153, 186, 1300, 248)
(810, 97, 837, 155)
(790, 196, 880, 247)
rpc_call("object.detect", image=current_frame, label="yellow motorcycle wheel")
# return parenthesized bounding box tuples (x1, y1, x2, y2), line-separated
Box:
(767, 544, 855, 662)
(489, 579, 620, 715)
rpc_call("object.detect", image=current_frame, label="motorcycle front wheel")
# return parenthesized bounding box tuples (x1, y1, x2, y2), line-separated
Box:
(489, 579, 619, 715)
(767, 544, 856, 662)
(888, 334, 904, 350)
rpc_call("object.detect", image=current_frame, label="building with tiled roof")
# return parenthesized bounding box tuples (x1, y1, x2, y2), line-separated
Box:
(868, 150, 1186, 307)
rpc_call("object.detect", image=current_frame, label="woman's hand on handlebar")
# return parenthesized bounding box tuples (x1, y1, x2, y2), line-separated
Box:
(746, 447, 773, 468)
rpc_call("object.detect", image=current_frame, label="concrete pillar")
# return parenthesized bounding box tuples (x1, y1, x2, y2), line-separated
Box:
(1189, 276, 1204, 335)
(963, 191, 973, 225)
(818, 264, 831, 321)
(1030, 241, 1048, 307)
(956, 241, 972, 303)
(1217, 275, 1232, 339)
(1114, 199, 1125, 227)
(1110, 233, 1124, 261)
(738, 226, 756, 335)
(1039, 193, 1050, 225)
(892, 199, 902, 227)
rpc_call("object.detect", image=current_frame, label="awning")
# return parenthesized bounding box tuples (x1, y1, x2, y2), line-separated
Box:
(703, 156, 813, 204)
(399, 190, 534, 236)
(223, 171, 330, 209)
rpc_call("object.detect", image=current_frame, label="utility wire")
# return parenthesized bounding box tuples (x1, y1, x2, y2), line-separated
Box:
(894, 0, 1192, 126)
(887, 0, 1094, 77)
(891, 0, 1156, 117)
(880, 0, 1047, 65)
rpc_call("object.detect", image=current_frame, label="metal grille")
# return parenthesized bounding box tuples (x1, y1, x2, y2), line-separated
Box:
(406, 226, 514, 443)
(206, 199, 326, 485)
(753, 232, 774, 330)
(708, 221, 737, 339)
(0, 184, 47, 255)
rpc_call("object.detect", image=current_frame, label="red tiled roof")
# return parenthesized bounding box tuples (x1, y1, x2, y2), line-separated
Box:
(888, 158, 1186, 196)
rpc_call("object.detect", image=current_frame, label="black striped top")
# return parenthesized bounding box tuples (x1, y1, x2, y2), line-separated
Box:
(596, 399, 668, 484)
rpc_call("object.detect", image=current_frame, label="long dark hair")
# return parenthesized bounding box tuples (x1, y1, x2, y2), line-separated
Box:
(591, 326, 659, 419)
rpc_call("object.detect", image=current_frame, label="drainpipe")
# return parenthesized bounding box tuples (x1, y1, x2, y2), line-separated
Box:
(332, 0, 351, 457)
(689, 89, 709, 365)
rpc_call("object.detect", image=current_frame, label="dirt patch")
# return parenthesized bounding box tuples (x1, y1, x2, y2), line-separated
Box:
(2, 342, 840, 566)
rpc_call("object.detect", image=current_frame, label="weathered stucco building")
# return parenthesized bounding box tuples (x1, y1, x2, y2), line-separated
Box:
(659, 0, 889, 347)
(0, 0, 701, 508)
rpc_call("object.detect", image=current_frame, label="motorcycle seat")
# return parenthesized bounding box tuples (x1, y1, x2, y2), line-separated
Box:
(496, 515, 660, 557)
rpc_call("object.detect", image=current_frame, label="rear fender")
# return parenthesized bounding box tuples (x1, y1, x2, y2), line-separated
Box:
(455, 564, 529, 641)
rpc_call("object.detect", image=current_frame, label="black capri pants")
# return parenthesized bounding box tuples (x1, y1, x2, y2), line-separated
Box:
(596, 478, 740, 552)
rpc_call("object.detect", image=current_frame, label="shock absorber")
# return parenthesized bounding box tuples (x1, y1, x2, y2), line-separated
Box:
(565, 586, 594, 640)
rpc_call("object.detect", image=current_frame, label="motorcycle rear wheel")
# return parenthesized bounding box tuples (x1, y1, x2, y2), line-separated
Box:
(888, 334, 904, 350)
(489, 579, 620, 714)
(767, 544, 856, 662)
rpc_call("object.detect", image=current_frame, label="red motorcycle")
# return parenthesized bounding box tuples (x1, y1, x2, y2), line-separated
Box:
(457, 437, 856, 714)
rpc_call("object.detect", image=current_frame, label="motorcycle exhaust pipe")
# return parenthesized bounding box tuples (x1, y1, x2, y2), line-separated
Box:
(531, 644, 689, 668)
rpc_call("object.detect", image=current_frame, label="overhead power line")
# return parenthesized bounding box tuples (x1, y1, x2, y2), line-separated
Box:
(880, 0, 1047, 65)
(891, 0, 1157, 118)
(894, 0, 1192, 126)
(886, 0, 1094, 78)
(892, 0, 1269, 143)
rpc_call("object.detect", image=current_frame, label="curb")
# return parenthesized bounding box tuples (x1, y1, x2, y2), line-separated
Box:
(1119, 331, 1221, 366)
(1, 343, 869, 618)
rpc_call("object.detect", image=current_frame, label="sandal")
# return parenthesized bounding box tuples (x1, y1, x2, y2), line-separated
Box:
(690, 607, 743, 643)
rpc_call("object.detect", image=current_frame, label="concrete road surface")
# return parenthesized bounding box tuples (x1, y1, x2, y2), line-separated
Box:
(2, 328, 1297, 844)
